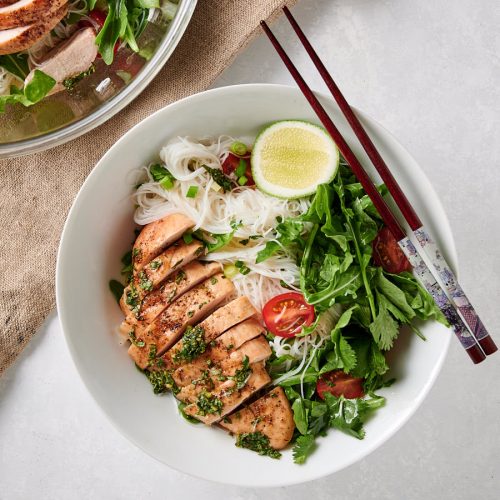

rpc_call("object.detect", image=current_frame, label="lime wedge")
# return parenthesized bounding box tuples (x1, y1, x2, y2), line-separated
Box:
(251, 120, 339, 199)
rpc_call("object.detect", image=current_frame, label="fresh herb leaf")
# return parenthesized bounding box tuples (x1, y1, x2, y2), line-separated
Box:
(235, 432, 281, 459)
(173, 325, 206, 363)
(292, 435, 316, 464)
(324, 392, 385, 439)
(0, 70, 55, 113)
(196, 390, 223, 416)
(203, 165, 233, 192)
(109, 279, 125, 303)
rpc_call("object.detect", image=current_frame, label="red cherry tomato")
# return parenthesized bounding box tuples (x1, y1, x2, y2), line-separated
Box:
(89, 9, 107, 26)
(222, 153, 255, 185)
(372, 226, 412, 274)
(316, 370, 365, 400)
(262, 292, 315, 338)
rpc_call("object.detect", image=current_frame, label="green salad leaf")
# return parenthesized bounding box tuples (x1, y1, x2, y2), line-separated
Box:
(0, 70, 55, 113)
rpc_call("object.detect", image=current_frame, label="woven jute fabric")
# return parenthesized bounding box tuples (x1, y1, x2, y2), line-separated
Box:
(0, 0, 296, 375)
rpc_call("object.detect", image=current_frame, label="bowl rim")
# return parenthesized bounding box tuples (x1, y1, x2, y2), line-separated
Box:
(0, 0, 198, 159)
(56, 83, 454, 487)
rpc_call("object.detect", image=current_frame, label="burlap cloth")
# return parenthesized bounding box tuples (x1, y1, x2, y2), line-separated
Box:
(0, 0, 296, 375)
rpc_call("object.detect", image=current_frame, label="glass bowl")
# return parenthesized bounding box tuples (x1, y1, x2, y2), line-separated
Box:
(0, 0, 197, 159)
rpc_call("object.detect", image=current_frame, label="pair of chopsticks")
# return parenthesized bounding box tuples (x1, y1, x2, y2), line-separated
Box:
(261, 7, 497, 363)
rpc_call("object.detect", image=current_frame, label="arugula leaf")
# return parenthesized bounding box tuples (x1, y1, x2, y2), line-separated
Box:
(0, 54, 29, 80)
(376, 269, 415, 319)
(255, 218, 305, 264)
(292, 398, 309, 435)
(256, 241, 281, 263)
(292, 435, 316, 464)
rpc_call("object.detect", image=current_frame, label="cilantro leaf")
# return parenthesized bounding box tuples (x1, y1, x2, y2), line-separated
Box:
(369, 296, 400, 350)
(324, 393, 385, 439)
(293, 435, 316, 464)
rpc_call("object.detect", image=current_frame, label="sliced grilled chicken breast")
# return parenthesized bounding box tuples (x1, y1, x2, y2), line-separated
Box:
(132, 213, 194, 273)
(0, 4, 66, 55)
(24, 27, 97, 95)
(165, 318, 264, 373)
(120, 239, 205, 317)
(173, 335, 271, 388)
(163, 296, 258, 367)
(0, 1, 18, 8)
(219, 387, 294, 450)
(0, 0, 67, 30)
(182, 361, 271, 425)
(129, 261, 221, 325)
(129, 273, 235, 368)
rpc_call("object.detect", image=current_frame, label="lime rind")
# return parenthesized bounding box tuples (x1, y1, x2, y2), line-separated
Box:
(251, 120, 339, 199)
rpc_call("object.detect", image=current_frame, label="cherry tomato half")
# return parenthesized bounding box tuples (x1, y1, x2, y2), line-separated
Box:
(262, 292, 315, 338)
(372, 226, 412, 274)
(316, 370, 365, 400)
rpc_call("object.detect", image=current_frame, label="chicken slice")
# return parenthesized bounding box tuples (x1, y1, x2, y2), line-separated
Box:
(219, 387, 294, 450)
(163, 296, 258, 367)
(127, 261, 221, 326)
(24, 27, 97, 96)
(0, 4, 66, 55)
(128, 273, 235, 369)
(120, 239, 205, 317)
(132, 213, 194, 273)
(0, 1, 18, 8)
(165, 318, 264, 374)
(0, 0, 67, 30)
(173, 335, 271, 388)
(182, 361, 271, 425)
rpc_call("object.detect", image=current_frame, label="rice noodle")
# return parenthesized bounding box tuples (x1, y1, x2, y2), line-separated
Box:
(133, 136, 310, 292)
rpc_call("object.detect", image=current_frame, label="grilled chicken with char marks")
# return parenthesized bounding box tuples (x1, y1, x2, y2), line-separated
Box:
(132, 213, 194, 273)
(173, 335, 271, 388)
(129, 273, 235, 369)
(182, 361, 271, 425)
(0, 3, 66, 55)
(219, 387, 294, 450)
(164, 318, 264, 375)
(163, 296, 258, 367)
(0, 0, 67, 30)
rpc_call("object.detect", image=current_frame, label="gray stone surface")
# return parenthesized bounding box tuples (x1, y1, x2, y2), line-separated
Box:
(1, 0, 499, 498)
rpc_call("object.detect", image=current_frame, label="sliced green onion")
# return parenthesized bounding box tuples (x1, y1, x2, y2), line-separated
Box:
(186, 186, 199, 198)
(183, 232, 193, 244)
(235, 159, 247, 177)
(230, 141, 247, 156)
(160, 175, 174, 190)
(223, 264, 239, 279)
(238, 175, 248, 186)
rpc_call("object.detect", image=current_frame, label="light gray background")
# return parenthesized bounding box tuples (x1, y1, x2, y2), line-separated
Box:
(1, 0, 499, 498)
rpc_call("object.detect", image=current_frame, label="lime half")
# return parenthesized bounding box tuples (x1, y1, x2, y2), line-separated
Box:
(251, 120, 339, 199)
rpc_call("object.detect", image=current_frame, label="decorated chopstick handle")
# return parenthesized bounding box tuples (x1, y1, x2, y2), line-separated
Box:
(414, 227, 497, 355)
(398, 237, 486, 364)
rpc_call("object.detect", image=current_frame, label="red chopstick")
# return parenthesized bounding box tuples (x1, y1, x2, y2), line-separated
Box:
(260, 19, 488, 364)
(281, 6, 497, 357)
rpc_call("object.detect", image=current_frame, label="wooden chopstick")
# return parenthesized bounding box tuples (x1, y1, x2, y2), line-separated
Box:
(260, 19, 487, 364)
(282, 6, 497, 357)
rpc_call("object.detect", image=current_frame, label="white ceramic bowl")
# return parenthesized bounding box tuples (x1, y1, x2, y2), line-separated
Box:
(56, 84, 455, 487)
